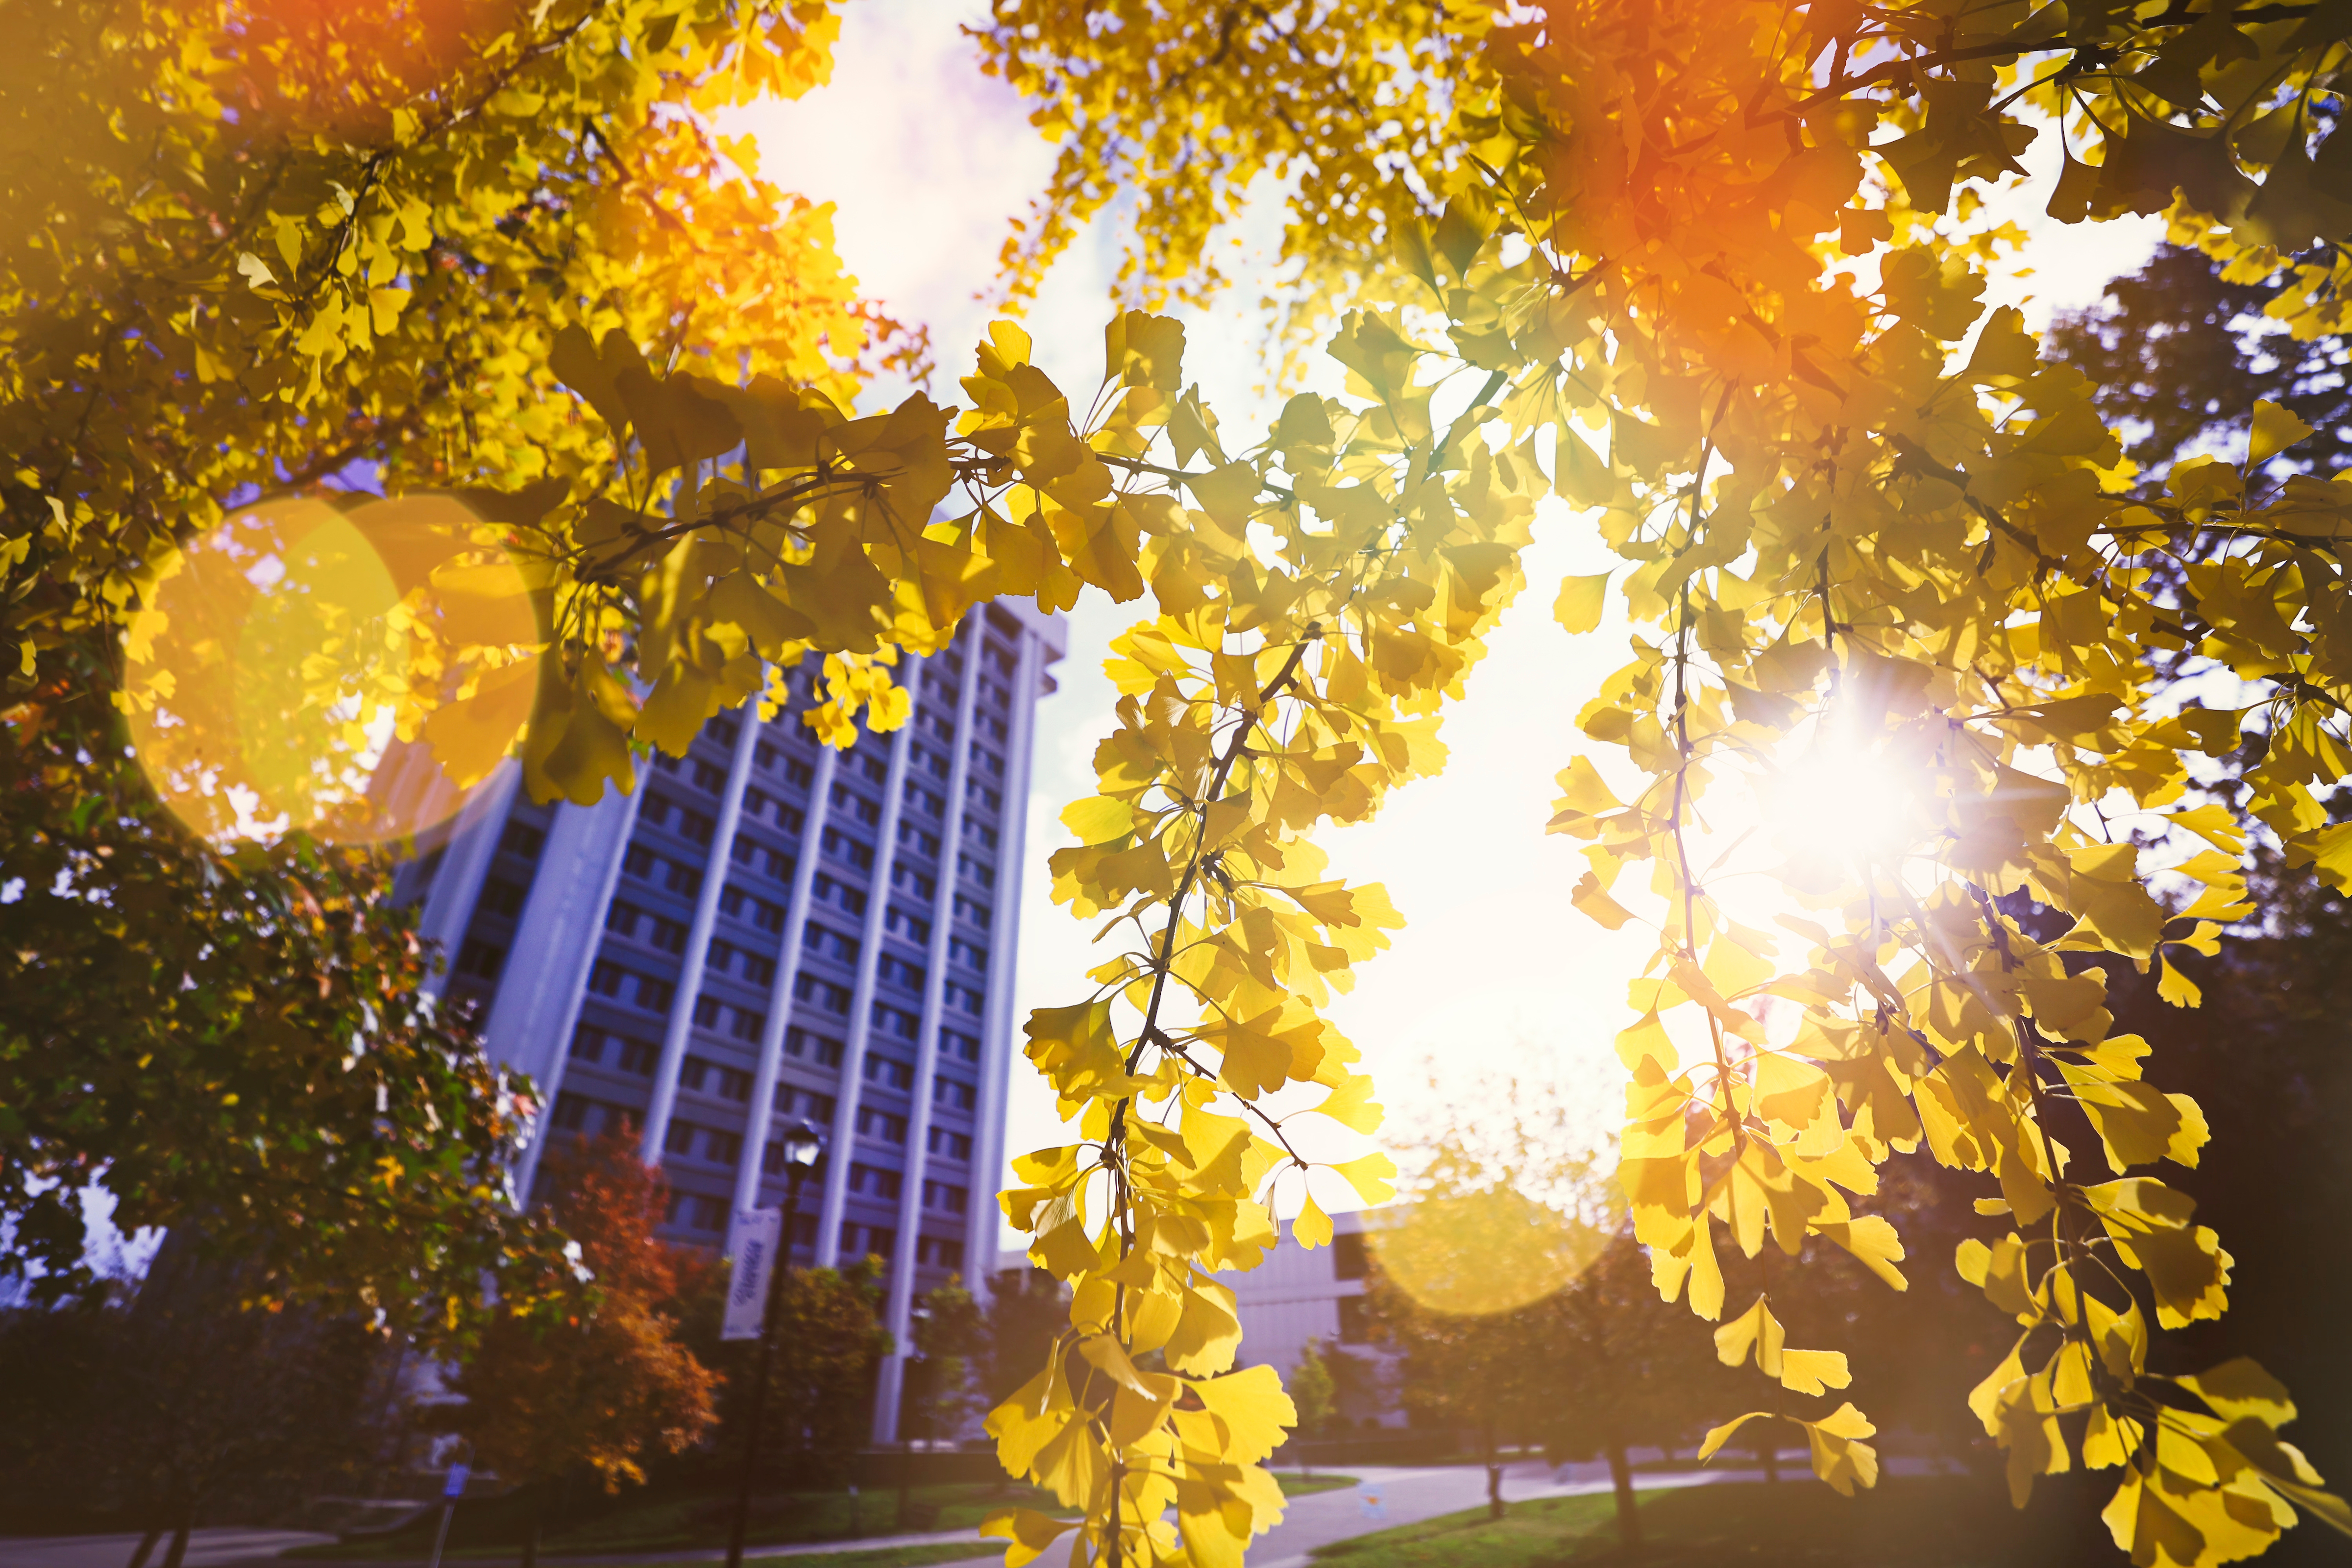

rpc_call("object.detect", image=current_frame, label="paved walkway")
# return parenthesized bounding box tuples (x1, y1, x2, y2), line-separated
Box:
(1249, 1458, 1742, 1568)
(5, 1455, 1964, 1568)
(0, 1533, 340, 1568)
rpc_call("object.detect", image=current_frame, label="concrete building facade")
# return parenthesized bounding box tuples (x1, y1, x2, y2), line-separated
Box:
(1214, 1211, 1403, 1430)
(401, 602, 1065, 1442)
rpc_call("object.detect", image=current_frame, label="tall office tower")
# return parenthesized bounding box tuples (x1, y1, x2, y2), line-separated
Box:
(400, 602, 1064, 1444)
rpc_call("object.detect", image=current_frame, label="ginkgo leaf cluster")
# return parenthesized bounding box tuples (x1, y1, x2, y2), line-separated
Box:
(24, 0, 2352, 1565)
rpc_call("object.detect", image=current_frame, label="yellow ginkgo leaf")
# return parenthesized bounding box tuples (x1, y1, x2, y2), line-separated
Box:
(1294, 1188, 1334, 1249)
(2250, 398, 2317, 464)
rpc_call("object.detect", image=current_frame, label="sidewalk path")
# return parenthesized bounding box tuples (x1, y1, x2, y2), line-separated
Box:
(0, 1533, 340, 1568)
(9, 1455, 1964, 1568)
(1247, 1458, 1740, 1568)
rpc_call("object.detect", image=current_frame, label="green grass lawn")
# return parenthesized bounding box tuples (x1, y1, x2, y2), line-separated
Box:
(291, 1473, 1357, 1562)
(627, 1545, 1000, 1568)
(1301, 1473, 2271, 1568)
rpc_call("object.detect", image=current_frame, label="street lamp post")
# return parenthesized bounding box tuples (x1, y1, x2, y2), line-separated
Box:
(724, 1122, 825, 1568)
(896, 1301, 930, 1531)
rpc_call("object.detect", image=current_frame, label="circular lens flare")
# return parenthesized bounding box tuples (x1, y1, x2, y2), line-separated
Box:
(122, 493, 542, 846)
(1367, 1186, 1621, 1317)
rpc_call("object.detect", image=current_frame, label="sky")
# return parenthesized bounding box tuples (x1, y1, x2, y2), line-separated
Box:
(722, 0, 2172, 1251)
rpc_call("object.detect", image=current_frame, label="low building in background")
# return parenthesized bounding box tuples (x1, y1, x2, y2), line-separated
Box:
(990, 1207, 1406, 1437)
(400, 604, 1065, 1443)
(1217, 1211, 1403, 1432)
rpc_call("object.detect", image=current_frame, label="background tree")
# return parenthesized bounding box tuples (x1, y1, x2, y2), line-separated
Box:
(0, 657, 574, 1333)
(446, 1132, 717, 1568)
(708, 1254, 893, 1492)
(978, 1266, 1067, 1410)
(907, 1275, 987, 1445)
(0, 1240, 377, 1567)
(2048, 246, 2352, 483)
(1289, 1341, 1335, 1449)
(1532, 1238, 1724, 1550)
(1364, 1070, 1636, 1523)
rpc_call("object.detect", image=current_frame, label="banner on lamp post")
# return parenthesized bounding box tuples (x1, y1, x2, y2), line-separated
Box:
(723, 1207, 783, 1341)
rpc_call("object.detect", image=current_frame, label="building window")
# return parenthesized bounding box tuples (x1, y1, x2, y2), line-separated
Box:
(885, 906, 931, 943)
(663, 860, 704, 898)
(774, 1084, 836, 1122)
(805, 923, 859, 964)
(618, 1037, 660, 1075)
(1337, 1296, 1372, 1345)
(730, 1006, 765, 1043)
(455, 939, 504, 980)
(945, 982, 983, 1016)
(479, 878, 526, 917)
(692, 995, 722, 1029)
(622, 845, 656, 880)
(953, 894, 991, 930)
(708, 939, 777, 988)
(850, 1162, 904, 1200)
(706, 1129, 742, 1166)
(941, 1030, 981, 1063)
(856, 1106, 907, 1144)
(921, 1180, 969, 1215)
(916, 1236, 964, 1269)
(879, 955, 925, 993)
(569, 1025, 607, 1063)
(792, 973, 851, 1014)
(813, 874, 867, 917)
(785, 756, 814, 787)
(1333, 1231, 1369, 1282)
(949, 937, 989, 971)
(865, 1054, 915, 1091)
(786, 1028, 843, 1066)
(692, 758, 727, 793)
(934, 1075, 976, 1111)
(897, 822, 939, 858)
(892, 864, 936, 901)
(820, 826, 874, 871)
(839, 1223, 896, 1261)
(830, 783, 882, 828)
(871, 1004, 919, 1041)
(957, 853, 996, 890)
(927, 1126, 972, 1161)
(664, 1119, 701, 1157)
(552, 1092, 593, 1131)
(499, 821, 545, 860)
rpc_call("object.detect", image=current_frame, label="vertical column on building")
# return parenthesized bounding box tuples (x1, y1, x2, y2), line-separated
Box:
(814, 660, 924, 1267)
(729, 736, 838, 1217)
(497, 782, 646, 1203)
(966, 627, 1044, 1278)
(872, 626, 983, 1442)
(637, 705, 765, 1164)
(413, 762, 522, 999)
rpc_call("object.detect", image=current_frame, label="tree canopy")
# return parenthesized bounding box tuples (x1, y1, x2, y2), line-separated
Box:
(0, 657, 573, 1336)
(17, 1, 2352, 1565)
